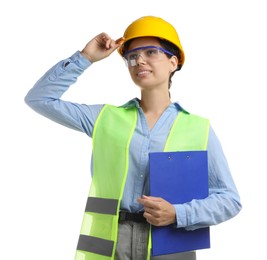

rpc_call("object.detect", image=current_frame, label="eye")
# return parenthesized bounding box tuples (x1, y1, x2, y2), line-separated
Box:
(146, 48, 158, 56)
(128, 53, 138, 60)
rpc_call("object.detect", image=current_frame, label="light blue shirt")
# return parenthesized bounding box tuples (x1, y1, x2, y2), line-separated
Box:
(25, 51, 242, 230)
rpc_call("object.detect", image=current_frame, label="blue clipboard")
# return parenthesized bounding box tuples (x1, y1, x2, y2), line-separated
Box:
(149, 151, 210, 256)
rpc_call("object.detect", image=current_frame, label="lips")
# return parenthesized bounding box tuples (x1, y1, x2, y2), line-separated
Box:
(136, 70, 152, 77)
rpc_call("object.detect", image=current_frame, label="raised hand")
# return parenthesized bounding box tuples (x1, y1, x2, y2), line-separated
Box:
(81, 33, 124, 62)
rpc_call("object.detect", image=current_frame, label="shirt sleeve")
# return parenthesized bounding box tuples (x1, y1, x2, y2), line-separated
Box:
(174, 125, 242, 230)
(24, 51, 104, 137)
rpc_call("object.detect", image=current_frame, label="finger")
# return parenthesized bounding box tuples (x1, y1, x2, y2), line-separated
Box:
(144, 206, 159, 217)
(143, 201, 161, 214)
(137, 196, 162, 210)
(96, 33, 111, 48)
(142, 195, 163, 202)
(115, 37, 125, 45)
(103, 37, 120, 50)
(143, 210, 162, 226)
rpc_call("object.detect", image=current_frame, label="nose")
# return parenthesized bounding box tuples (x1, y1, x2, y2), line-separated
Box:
(135, 54, 146, 65)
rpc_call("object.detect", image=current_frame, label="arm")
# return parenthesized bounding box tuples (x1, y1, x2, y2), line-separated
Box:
(174, 126, 242, 230)
(138, 126, 242, 229)
(25, 33, 123, 136)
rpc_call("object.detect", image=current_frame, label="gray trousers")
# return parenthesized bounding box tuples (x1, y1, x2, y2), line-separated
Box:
(115, 221, 196, 260)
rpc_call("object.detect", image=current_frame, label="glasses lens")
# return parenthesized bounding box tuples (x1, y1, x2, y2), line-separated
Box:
(124, 46, 174, 67)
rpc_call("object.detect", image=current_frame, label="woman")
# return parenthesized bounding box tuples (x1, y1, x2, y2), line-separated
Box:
(25, 16, 242, 260)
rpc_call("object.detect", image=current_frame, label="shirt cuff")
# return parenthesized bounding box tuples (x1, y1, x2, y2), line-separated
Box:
(174, 204, 187, 228)
(70, 51, 92, 70)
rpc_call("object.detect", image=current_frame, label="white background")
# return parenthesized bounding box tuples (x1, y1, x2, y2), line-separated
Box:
(1, 0, 266, 259)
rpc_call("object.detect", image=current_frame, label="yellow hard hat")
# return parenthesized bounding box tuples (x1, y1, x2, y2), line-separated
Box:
(118, 16, 185, 67)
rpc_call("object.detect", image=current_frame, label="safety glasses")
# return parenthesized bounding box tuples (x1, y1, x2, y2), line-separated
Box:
(123, 46, 174, 67)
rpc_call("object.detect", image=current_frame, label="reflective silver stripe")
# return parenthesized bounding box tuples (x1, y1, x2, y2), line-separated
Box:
(85, 197, 118, 215)
(77, 234, 114, 257)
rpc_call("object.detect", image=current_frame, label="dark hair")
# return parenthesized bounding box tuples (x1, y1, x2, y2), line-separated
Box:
(123, 38, 182, 92)
(159, 39, 182, 71)
(158, 39, 181, 92)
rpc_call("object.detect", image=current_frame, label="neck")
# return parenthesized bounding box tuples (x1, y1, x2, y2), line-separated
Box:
(139, 89, 171, 130)
(139, 89, 171, 114)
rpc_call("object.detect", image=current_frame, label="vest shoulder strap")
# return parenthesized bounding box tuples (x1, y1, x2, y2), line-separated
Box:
(165, 111, 210, 151)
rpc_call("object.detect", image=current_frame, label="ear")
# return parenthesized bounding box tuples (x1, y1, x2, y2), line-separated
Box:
(169, 56, 179, 72)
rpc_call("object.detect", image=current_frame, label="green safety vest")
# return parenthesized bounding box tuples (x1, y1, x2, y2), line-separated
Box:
(75, 104, 210, 260)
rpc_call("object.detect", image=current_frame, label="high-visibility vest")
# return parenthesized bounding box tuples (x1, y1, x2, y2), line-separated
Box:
(75, 104, 210, 260)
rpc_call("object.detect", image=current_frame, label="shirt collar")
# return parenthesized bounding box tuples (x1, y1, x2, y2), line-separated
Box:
(119, 97, 189, 114)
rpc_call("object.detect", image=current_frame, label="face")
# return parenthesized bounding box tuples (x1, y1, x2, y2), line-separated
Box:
(125, 37, 178, 90)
